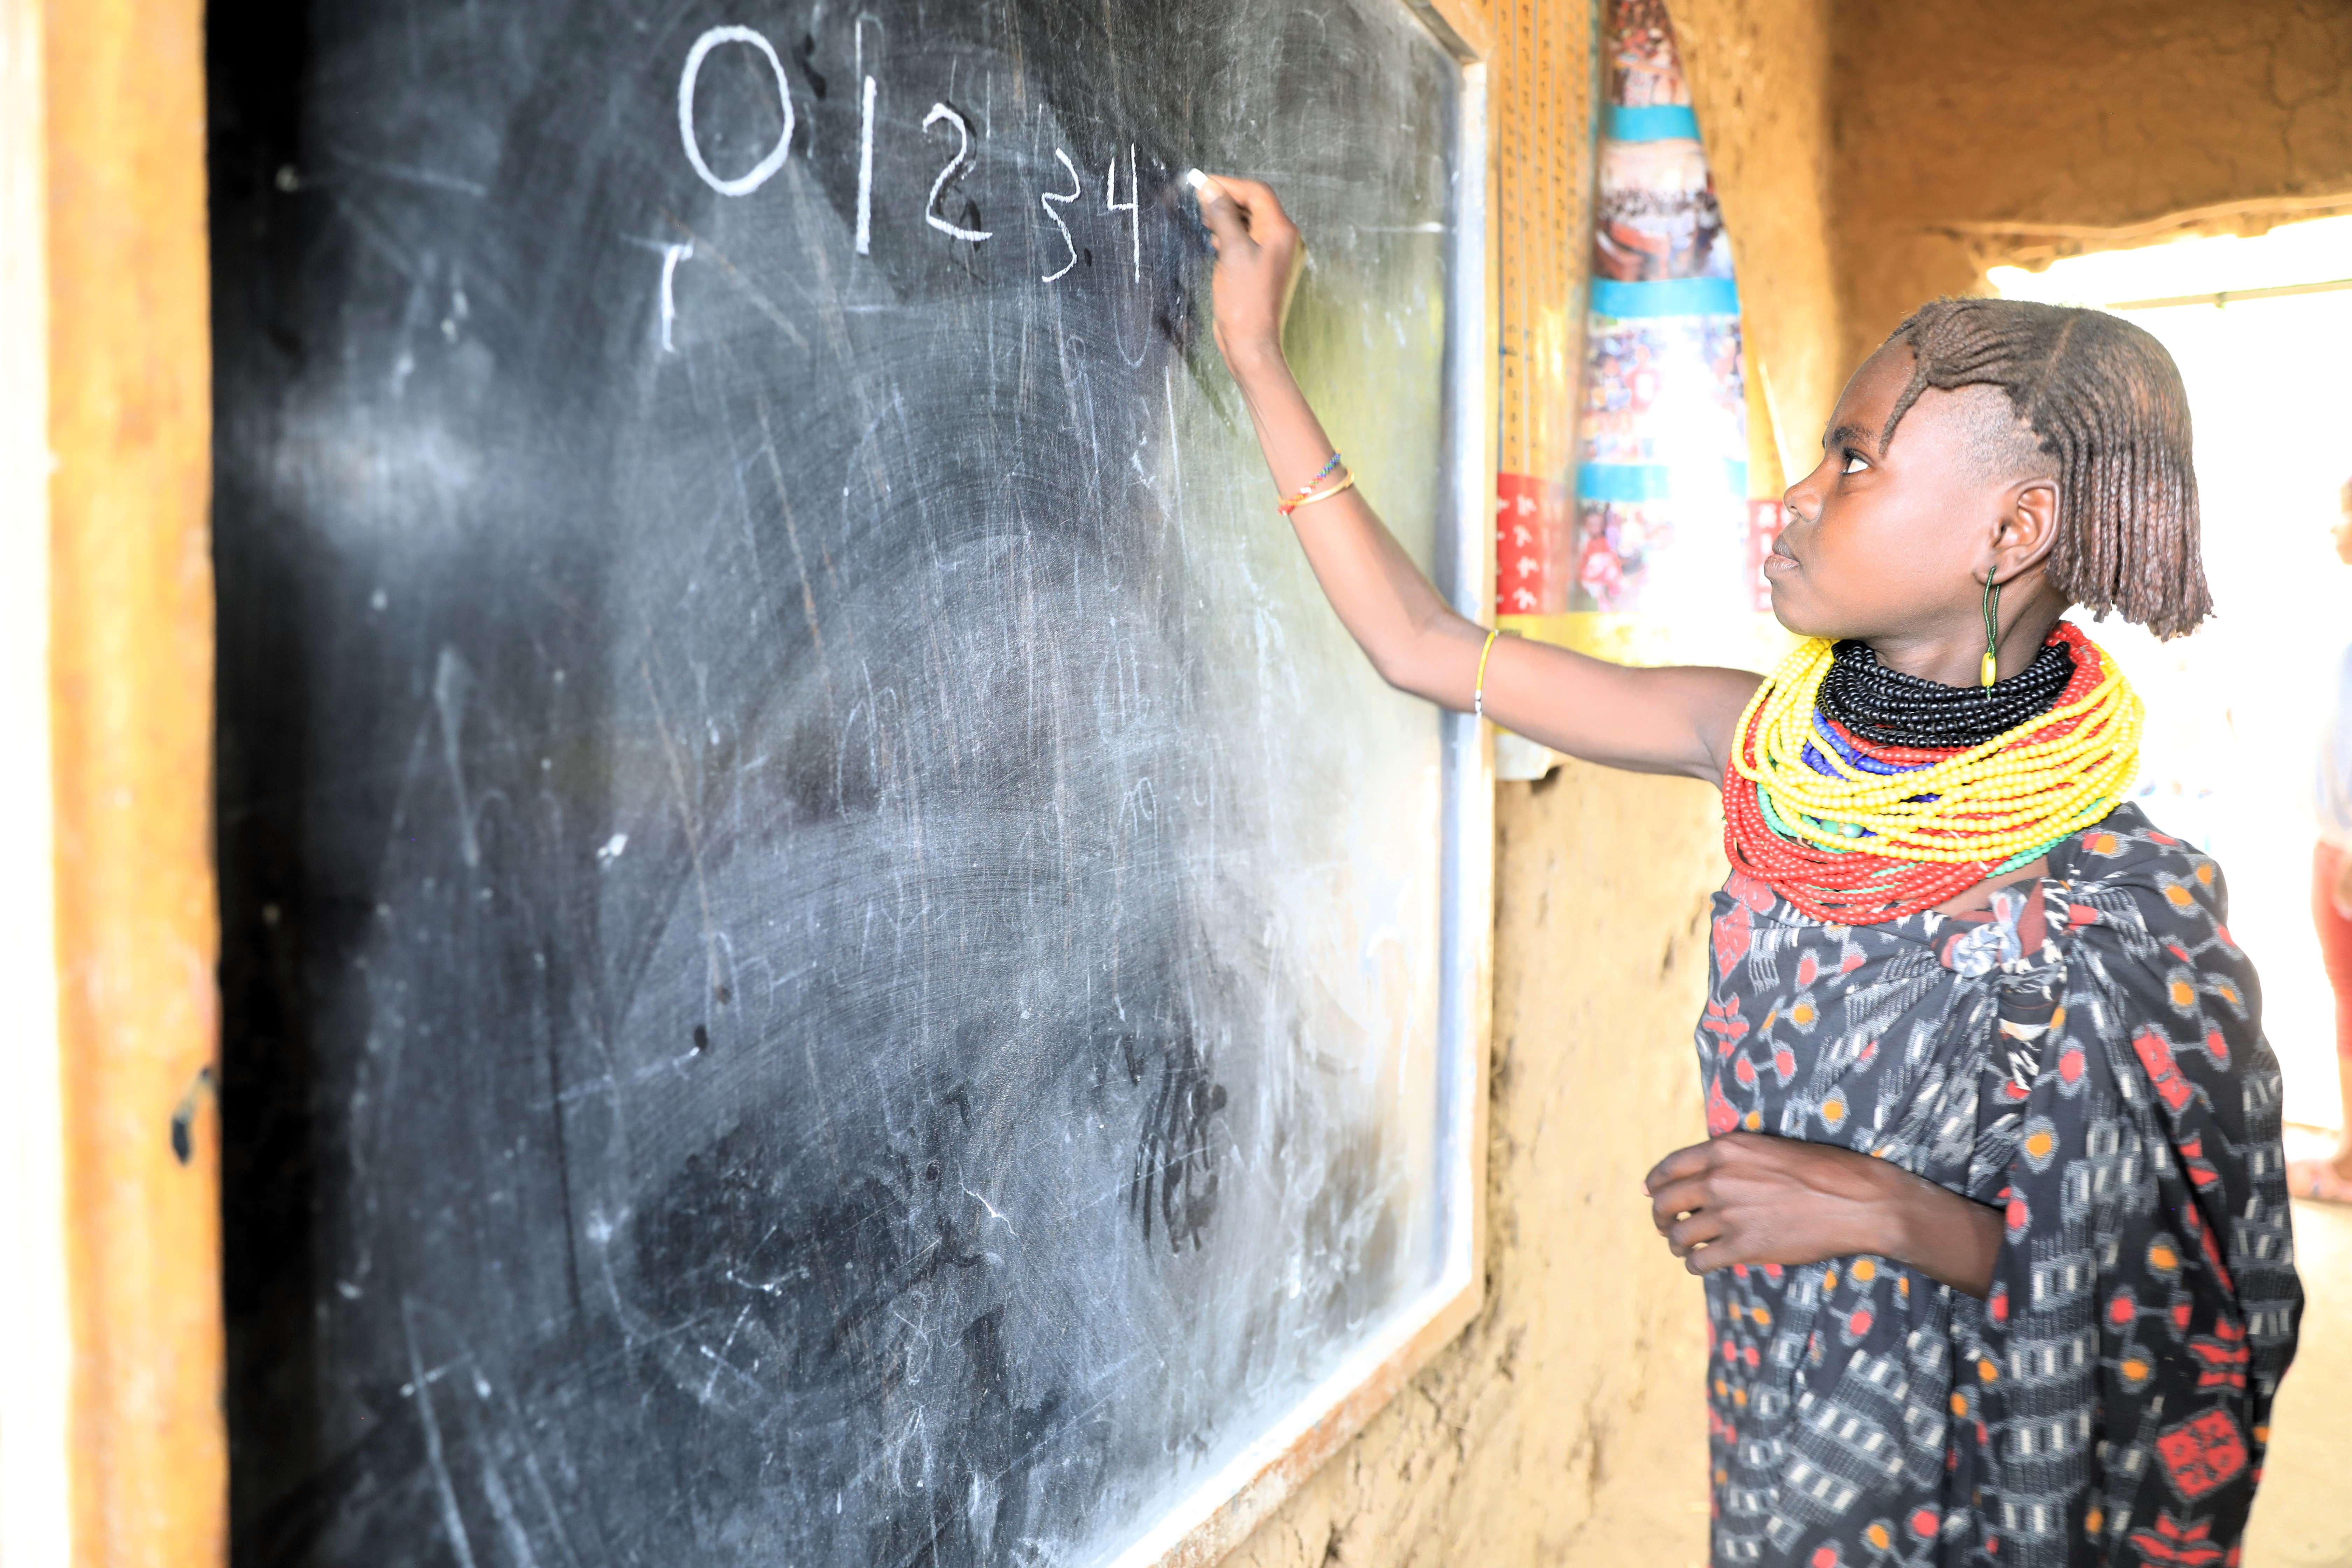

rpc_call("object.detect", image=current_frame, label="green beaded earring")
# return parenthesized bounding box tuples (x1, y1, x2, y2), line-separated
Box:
(1979, 574, 2002, 687)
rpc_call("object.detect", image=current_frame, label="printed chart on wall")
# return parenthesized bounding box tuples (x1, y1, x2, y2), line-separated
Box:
(207, 2, 1489, 1566)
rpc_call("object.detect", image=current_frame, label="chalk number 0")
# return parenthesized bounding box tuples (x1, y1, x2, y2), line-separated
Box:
(678, 26, 797, 196)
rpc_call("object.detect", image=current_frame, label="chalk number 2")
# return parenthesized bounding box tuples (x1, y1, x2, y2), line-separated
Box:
(922, 105, 991, 242)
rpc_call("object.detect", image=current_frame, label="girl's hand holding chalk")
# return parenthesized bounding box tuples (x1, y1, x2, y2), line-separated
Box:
(1189, 170, 1306, 368)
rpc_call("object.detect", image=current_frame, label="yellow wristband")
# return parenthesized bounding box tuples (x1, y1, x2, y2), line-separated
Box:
(1473, 628, 1500, 720)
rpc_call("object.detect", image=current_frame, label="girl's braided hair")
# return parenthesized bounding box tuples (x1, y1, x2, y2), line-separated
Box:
(1882, 297, 2210, 639)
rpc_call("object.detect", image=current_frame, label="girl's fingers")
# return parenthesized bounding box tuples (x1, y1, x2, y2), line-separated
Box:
(1197, 174, 1296, 247)
(1667, 1211, 1723, 1258)
(1191, 176, 1255, 253)
(1643, 1140, 1715, 1194)
(1649, 1177, 1712, 1233)
(1687, 1243, 1742, 1276)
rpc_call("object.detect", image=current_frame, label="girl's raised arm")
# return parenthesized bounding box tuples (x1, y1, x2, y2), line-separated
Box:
(1192, 174, 1759, 783)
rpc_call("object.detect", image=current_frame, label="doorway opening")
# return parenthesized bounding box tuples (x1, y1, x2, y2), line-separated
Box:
(1993, 214, 2352, 1566)
(1992, 217, 2352, 1135)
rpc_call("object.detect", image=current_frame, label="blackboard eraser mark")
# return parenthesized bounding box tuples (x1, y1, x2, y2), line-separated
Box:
(792, 33, 827, 99)
(168, 1064, 219, 1166)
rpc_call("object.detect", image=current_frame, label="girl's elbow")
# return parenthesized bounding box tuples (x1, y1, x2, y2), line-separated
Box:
(1364, 646, 1455, 708)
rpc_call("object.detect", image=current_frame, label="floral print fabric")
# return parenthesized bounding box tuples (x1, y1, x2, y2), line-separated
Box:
(1699, 805, 2301, 1567)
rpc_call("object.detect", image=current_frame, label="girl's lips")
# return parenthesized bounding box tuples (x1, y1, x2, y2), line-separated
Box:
(1762, 547, 1798, 576)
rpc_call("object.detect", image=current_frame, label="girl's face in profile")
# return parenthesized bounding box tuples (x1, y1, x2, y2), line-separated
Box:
(1766, 347, 2023, 646)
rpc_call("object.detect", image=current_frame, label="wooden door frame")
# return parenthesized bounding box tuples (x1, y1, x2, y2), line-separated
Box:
(2, 1, 224, 1563)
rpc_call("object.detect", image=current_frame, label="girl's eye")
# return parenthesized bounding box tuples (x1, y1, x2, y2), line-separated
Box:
(1840, 450, 1870, 475)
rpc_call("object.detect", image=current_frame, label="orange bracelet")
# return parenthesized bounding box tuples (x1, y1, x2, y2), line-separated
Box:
(1279, 472, 1357, 516)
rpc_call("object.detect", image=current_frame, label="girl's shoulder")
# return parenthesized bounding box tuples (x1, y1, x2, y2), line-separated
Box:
(2047, 802, 2237, 949)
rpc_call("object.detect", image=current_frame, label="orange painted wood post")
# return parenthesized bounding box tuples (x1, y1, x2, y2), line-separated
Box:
(0, 0, 73, 1560)
(43, 0, 225, 1561)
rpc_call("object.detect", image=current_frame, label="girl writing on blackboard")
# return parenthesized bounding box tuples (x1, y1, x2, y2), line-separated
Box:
(1190, 175, 2300, 1568)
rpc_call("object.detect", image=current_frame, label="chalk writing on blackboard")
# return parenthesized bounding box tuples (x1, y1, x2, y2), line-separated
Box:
(657, 242, 692, 353)
(1105, 144, 1142, 281)
(667, 26, 1166, 348)
(855, 73, 877, 255)
(677, 26, 796, 196)
(1041, 148, 1083, 282)
(921, 103, 992, 242)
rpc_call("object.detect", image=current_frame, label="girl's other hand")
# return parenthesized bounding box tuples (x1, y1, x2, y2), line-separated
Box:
(1644, 1132, 2002, 1298)
(1191, 174, 1305, 372)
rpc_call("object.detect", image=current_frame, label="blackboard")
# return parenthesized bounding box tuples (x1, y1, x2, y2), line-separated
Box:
(210, 2, 1490, 1563)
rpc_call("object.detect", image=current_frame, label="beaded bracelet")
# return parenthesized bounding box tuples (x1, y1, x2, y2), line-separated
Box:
(1278, 453, 1344, 515)
(1281, 472, 1357, 515)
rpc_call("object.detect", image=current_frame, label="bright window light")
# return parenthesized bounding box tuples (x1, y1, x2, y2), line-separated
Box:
(1988, 214, 2352, 307)
(1991, 214, 2352, 1129)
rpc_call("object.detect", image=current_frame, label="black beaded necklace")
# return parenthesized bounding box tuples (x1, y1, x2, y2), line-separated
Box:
(1815, 633, 2076, 748)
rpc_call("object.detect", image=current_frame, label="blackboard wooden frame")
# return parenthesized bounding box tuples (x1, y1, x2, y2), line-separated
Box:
(1134, 3, 1497, 1561)
(4, 0, 227, 1561)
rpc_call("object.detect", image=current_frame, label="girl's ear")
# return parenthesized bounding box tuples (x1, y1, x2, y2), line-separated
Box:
(1992, 477, 2061, 584)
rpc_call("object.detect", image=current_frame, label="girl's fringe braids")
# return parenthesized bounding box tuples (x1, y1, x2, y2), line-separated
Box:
(1883, 298, 2211, 640)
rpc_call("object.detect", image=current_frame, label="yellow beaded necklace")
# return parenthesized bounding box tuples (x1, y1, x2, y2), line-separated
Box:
(1730, 630, 2143, 867)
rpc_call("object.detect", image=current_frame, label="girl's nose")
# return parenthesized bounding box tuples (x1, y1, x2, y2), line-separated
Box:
(1783, 455, 1831, 526)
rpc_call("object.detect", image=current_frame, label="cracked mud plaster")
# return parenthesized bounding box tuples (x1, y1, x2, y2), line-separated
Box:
(1833, 0, 2352, 368)
(1226, 763, 1726, 1568)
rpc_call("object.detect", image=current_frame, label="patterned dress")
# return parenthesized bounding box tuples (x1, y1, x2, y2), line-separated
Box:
(1700, 805, 2301, 1567)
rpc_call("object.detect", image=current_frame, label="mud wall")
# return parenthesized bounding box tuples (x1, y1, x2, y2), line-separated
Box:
(1832, 0, 2352, 368)
(1673, 0, 1842, 479)
(1229, 762, 1728, 1567)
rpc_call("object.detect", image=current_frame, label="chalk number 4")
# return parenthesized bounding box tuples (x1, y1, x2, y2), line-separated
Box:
(1105, 146, 1139, 281)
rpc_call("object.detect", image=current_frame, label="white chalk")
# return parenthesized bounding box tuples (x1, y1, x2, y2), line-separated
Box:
(1184, 168, 1208, 190)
